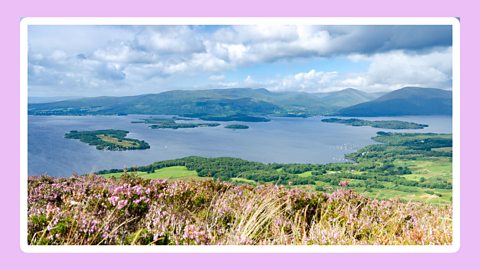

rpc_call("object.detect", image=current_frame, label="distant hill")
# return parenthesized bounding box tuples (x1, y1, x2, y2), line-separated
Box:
(28, 88, 382, 117)
(335, 87, 452, 116)
(28, 96, 84, 104)
(315, 88, 385, 109)
(30, 87, 448, 118)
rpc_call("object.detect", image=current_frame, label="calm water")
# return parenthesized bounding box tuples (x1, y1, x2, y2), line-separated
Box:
(28, 115, 452, 176)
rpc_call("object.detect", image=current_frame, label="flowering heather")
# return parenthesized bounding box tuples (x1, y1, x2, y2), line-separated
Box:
(28, 174, 452, 245)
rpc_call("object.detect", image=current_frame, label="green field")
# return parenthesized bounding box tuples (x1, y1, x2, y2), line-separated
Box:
(101, 166, 199, 180)
(97, 134, 139, 148)
(297, 171, 313, 177)
(395, 157, 452, 182)
(97, 132, 453, 204)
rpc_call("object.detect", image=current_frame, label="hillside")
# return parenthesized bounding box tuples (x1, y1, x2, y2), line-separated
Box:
(315, 88, 385, 109)
(336, 87, 452, 116)
(28, 175, 452, 245)
(28, 88, 381, 117)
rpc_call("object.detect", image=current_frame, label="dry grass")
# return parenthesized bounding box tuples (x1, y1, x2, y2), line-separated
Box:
(28, 173, 452, 245)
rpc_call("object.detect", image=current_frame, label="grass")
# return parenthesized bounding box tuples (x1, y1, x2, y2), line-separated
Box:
(432, 147, 452, 153)
(231, 177, 257, 184)
(28, 174, 452, 245)
(97, 135, 139, 148)
(297, 171, 313, 177)
(101, 166, 199, 180)
(395, 157, 452, 183)
(99, 157, 452, 204)
(357, 188, 451, 204)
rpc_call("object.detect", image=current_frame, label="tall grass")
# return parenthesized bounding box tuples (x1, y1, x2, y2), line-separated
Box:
(28, 173, 452, 245)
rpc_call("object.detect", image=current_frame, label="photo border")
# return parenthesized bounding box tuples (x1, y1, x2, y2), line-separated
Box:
(20, 17, 461, 253)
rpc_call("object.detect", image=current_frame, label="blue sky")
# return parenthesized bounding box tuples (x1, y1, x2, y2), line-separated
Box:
(28, 25, 452, 97)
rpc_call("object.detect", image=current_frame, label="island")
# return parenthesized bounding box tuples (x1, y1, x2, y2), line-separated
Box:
(225, 124, 249, 130)
(64, 129, 150, 151)
(321, 118, 428, 129)
(132, 118, 220, 129)
(182, 113, 270, 122)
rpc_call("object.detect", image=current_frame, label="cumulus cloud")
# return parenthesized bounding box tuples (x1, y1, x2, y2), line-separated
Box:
(338, 47, 452, 91)
(208, 74, 225, 81)
(269, 70, 338, 92)
(27, 25, 452, 96)
(206, 49, 452, 93)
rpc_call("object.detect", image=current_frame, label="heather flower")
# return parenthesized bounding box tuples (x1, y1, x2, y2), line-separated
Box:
(108, 195, 119, 206)
(27, 175, 452, 246)
(117, 199, 128, 210)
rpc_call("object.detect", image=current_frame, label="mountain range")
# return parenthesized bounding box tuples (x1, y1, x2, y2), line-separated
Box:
(28, 87, 452, 118)
(335, 87, 452, 116)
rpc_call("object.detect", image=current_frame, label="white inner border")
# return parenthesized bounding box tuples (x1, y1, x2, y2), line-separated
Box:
(20, 17, 461, 253)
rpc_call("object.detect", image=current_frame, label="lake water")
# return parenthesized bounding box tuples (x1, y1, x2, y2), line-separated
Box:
(28, 115, 452, 176)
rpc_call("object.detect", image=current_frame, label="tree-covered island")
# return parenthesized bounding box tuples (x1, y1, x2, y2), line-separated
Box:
(182, 113, 270, 122)
(132, 118, 220, 129)
(321, 118, 428, 129)
(65, 129, 150, 151)
(225, 124, 249, 129)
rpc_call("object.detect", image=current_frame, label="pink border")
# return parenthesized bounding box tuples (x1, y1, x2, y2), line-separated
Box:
(2, 0, 477, 269)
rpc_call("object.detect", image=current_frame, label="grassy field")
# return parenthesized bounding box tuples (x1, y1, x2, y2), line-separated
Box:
(315, 156, 452, 204)
(297, 171, 313, 177)
(396, 157, 452, 182)
(100, 158, 451, 204)
(97, 134, 139, 148)
(353, 186, 452, 204)
(99, 157, 452, 204)
(101, 166, 199, 180)
(96, 133, 453, 205)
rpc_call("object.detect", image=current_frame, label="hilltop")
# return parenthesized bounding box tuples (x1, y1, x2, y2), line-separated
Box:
(27, 87, 383, 118)
(336, 87, 452, 116)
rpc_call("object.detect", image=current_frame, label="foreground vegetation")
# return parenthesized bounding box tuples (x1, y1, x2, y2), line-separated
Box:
(99, 132, 452, 204)
(64, 130, 150, 151)
(28, 174, 452, 245)
(322, 118, 428, 129)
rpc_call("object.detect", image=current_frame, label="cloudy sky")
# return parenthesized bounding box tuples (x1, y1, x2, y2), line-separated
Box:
(28, 25, 452, 97)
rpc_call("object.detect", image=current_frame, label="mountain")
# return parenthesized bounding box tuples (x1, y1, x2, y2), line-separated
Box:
(28, 96, 84, 104)
(335, 87, 452, 116)
(29, 90, 282, 117)
(28, 88, 384, 117)
(315, 88, 386, 109)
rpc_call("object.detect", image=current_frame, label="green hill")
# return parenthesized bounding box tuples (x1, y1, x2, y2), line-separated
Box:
(336, 87, 452, 116)
(28, 87, 382, 118)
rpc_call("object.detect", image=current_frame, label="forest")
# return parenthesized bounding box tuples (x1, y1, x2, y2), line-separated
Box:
(321, 118, 429, 129)
(225, 124, 249, 129)
(99, 132, 452, 203)
(132, 118, 220, 129)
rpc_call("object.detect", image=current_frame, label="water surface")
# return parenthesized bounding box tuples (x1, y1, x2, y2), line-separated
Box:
(28, 115, 452, 176)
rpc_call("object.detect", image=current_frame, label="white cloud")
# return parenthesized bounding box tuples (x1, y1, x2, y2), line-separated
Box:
(92, 42, 157, 64)
(208, 74, 225, 81)
(28, 25, 453, 96)
(337, 48, 452, 91)
(134, 26, 205, 54)
(214, 70, 339, 92)
(204, 48, 452, 93)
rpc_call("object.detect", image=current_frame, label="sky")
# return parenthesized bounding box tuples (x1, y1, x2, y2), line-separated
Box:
(28, 25, 452, 97)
